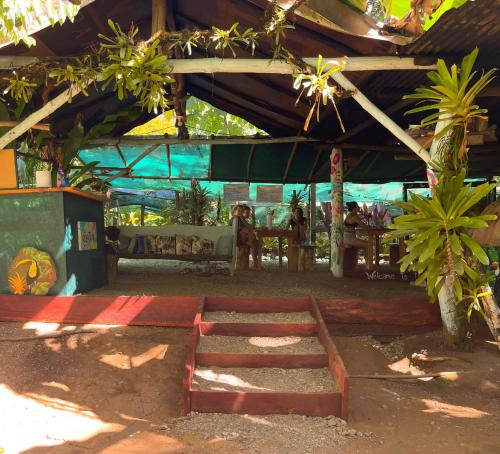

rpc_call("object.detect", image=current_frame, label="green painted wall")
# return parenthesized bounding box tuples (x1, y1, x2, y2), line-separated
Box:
(0, 191, 106, 296)
(0, 192, 67, 294)
(63, 193, 106, 294)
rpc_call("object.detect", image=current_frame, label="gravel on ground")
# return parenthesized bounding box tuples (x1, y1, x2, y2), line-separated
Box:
(203, 311, 316, 324)
(197, 335, 325, 354)
(158, 412, 369, 454)
(192, 366, 338, 392)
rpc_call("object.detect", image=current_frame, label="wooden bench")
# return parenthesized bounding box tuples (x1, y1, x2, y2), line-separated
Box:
(117, 224, 238, 275)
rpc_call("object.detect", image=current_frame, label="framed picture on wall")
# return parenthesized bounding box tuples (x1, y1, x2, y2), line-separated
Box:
(77, 221, 97, 250)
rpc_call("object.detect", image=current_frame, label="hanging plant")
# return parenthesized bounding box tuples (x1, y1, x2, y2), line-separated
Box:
(293, 55, 346, 131)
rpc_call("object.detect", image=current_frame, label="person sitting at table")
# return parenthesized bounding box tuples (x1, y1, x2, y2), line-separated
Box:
(229, 205, 245, 246)
(288, 207, 308, 244)
(344, 201, 368, 252)
(288, 207, 308, 271)
(241, 204, 261, 269)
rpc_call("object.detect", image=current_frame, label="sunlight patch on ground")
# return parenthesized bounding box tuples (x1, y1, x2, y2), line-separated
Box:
(0, 384, 124, 453)
(421, 398, 490, 418)
(248, 336, 301, 348)
(100, 344, 169, 369)
(41, 381, 71, 392)
(193, 369, 270, 391)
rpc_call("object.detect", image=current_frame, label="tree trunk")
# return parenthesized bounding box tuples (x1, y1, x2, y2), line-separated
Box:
(438, 276, 466, 349)
(430, 119, 466, 349)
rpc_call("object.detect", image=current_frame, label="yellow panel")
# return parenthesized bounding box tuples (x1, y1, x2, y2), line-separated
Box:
(0, 149, 18, 189)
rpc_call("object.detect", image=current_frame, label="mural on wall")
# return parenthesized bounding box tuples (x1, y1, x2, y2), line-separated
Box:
(330, 149, 344, 277)
(8, 247, 57, 295)
(77, 221, 97, 251)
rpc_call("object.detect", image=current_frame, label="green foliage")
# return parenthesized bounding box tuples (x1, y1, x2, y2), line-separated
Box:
(343, 0, 368, 12)
(210, 23, 259, 57)
(2, 71, 37, 102)
(0, 0, 80, 46)
(315, 233, 330, 259)
(385, 170, 496, 302)
(405, 48, 496, 158)
(264, 2, 295, 59)
(158, 180, 213, 226)
(97, 20, 174, 113)
(293, 55, 345, 131)
(186, 97, 266, 136)
(289, 189, 306, 212)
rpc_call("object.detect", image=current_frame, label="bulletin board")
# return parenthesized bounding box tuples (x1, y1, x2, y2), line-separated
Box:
(0, 149, 18, 189)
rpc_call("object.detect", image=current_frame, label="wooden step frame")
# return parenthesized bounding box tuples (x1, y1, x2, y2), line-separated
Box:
(182, 296, 349, 420)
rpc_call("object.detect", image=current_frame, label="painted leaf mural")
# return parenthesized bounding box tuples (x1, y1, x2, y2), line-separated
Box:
(8, 247, 57, 296)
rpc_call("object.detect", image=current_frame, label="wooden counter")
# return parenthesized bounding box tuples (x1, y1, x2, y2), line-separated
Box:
(0, 187, 106, 203)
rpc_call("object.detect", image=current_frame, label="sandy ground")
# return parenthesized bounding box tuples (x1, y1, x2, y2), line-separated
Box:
(90, 259, 426, 300)
(0, 321, 499, 453)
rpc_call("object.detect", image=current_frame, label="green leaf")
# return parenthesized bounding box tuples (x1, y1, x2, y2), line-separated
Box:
(459, 234, 489, 265)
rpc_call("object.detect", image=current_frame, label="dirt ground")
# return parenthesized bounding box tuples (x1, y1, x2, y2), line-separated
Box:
(0, 321, 499, 453)
(90, 259, 426, 300)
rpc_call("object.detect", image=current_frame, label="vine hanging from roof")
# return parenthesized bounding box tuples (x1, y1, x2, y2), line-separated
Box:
(0, 1, 346, 132)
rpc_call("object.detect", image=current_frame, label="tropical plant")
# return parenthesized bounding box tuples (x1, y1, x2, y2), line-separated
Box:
(404, 48, 496, 165)
(288, 189, 306, 212)
(386, 171, 495, 301)
(293, 55, 346, 131)
(0, 0, 80, 47)
(389, 48, 497, 347)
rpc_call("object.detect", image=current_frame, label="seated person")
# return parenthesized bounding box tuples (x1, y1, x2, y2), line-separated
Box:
(241, 204, 260, 269)
(288, 207, 308, 245)
(229, 205, 245, 246)
(344, 201, 368, 252)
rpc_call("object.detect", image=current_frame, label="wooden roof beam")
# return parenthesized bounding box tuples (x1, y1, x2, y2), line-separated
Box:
(283, 142, 299, 181)
(0, 56, 438, 71)
(330, 71, 431, 163)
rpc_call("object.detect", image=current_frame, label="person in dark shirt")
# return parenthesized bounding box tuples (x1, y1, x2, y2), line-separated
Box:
(288, 207, 308, 245)
(344, 201, 368, 251)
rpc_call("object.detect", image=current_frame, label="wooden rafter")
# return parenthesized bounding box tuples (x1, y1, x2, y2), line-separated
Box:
(344, 150, 370, 179)
(0, 83, 91, 151)
(167, 144, 172, 178)
(0, 55, 438, 71)
(307, 148, 323, 182)
(330, 72, 431, 163)
(86, 135, 317, 147)
(361, 152, 382, 178)
(207, 144, 212, 179)
(115, 144, 127, 166)
(247, 144, 256, 181)
(283, 142, 299, 181)
(105, 144, 160, 182)
(0, 121, 50, 131)
(333, 98, 414, 143)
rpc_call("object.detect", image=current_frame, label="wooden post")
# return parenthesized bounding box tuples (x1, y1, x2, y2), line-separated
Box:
(310, 182, 317, 248)
(140, 205, 145, 226)
(330, 148, 344, 278)
(151, 0, 167, 35)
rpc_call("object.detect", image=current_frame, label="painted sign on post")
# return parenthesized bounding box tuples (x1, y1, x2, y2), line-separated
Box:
(77, 221, 97, 251)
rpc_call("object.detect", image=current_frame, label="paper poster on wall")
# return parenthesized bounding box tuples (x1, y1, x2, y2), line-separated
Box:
(77, 221, 97, 251)
(256, 185, 283, 203)
(223, 184, 249, 203)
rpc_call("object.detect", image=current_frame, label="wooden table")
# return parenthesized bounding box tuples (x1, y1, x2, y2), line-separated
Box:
(358, 228, 405, 271)
(255, 228, 294, 268)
